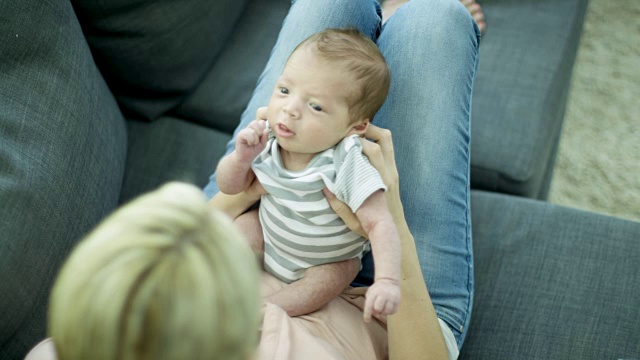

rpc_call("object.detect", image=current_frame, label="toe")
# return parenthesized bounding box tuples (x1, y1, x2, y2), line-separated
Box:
(461, 0, 486, 34)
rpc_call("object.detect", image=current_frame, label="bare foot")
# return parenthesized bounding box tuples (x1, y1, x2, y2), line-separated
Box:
(381, 0, 409, 24)
(461, 0, 486, 34)
(381, 0, 486, 34)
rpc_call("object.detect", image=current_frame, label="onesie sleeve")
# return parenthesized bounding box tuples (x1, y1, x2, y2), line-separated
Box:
(333, 135, 387, 212)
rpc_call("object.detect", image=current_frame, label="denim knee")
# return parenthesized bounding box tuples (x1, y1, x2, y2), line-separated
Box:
(386, 0, 480, 47)
(289, 0, 381, 40)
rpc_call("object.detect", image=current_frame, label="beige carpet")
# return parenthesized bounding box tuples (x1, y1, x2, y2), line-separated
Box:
(547, 0, 640, 222)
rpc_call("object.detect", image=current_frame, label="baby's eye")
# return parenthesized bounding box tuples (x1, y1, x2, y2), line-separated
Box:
(310, 103, 323, 112)
(279, 87, 289, 94)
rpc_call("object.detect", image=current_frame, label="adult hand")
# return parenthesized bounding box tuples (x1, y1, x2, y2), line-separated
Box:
(358, 125, 399, 193)
(256, 106, 268, 121)
(323, 124, 401, 235)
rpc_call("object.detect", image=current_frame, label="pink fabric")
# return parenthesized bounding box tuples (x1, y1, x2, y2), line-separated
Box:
(24, 272, 388, 360)
(259, 272, 388, 360)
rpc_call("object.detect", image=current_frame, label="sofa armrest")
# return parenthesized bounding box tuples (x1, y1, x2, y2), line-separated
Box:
(470, 0, 588, 199)
(0, 1, 127, 358)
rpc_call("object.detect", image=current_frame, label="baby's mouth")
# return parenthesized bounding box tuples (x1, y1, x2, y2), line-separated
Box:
(276, 123, 295, 138)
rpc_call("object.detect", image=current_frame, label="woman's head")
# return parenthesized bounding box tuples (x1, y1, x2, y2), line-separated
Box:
(48, 182, 260, 360)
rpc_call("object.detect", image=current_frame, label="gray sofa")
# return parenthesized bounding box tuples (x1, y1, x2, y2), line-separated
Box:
(1, 0, 638, 359)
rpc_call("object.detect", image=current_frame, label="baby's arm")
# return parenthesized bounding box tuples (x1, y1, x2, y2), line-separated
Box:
(208, 177, 265, 219)
(355, 189, 402, 322)
(216, 119, 269, 194)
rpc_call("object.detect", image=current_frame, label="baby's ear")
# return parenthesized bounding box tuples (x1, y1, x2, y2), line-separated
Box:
(349, 118, 370, 136)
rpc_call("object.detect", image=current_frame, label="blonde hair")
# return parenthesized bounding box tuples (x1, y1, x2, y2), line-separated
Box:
(293, 28, 391, 124)
(48, 182, 260, 360)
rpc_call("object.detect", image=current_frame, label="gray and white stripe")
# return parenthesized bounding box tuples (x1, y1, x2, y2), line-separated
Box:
(253, 132, 386, 283)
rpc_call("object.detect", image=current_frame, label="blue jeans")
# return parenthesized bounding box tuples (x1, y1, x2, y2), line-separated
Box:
(204, 0, 480, 349)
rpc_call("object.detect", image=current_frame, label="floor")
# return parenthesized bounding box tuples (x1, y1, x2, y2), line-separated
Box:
(547, 0, 640, 222)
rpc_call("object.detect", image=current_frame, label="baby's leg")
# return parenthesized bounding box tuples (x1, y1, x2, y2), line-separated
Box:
(265, 258, 361, 317)
(233, 209, 264, 264)
(235, 209, 361, 316)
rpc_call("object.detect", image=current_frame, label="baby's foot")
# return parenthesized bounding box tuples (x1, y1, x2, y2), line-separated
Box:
(461, 0, 486, 34)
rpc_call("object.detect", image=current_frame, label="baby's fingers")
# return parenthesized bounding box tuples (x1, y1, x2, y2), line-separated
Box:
(238, 128, 258, 146)
(363, 294, 375, 323)
(373, 296, 388, 315)
(252, 120, 269, 139)
(246, 121, 268, 143)
(381, 297, 399, 316)
(248, 119, 267, 133)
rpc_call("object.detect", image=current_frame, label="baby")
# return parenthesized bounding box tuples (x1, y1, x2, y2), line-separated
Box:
(216, 28, 401, 321)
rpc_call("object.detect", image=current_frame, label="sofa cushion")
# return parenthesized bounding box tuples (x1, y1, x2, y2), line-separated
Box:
(72, 0, 248, 121)
(119, 117, 231, 204)
(179, 0, 589, 200)
(172, 0, 291, 134)
(470, 0, 588, 199)
(0, 1, 127, 357)
(463, 191, 640, 359)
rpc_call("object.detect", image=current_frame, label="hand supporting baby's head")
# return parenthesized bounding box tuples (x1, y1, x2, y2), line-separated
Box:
(48, 182, 260, 360)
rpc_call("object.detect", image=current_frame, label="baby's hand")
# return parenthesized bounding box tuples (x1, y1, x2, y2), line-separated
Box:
(363, 278, 401, 323)
(236, 119, 269, 163)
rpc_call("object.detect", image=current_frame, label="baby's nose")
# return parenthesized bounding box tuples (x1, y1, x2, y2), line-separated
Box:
(283, 101, 301, 118)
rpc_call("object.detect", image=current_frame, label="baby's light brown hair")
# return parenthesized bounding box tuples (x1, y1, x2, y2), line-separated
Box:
(293, 28, 391, 124)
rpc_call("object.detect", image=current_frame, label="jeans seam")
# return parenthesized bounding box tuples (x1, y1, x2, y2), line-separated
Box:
(457, 31, 481, 349)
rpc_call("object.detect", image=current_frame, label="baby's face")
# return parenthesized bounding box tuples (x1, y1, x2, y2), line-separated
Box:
(267, 45, 364, 157)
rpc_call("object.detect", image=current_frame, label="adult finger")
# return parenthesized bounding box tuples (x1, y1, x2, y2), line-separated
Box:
(323, 188, 367, 238)
(359, 139, 392, 186)
(360, 125, 399, 188)
(256, 106, 268, 120)
(364, 124, 397, 170)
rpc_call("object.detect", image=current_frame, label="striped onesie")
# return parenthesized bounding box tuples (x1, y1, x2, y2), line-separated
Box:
(252, 130, 386, 283)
